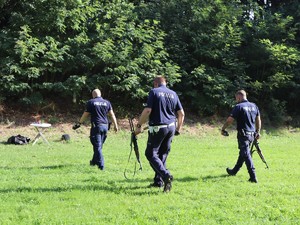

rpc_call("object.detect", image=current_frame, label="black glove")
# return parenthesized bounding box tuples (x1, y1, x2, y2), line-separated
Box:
(72, 122, 81, 130)
(221, 129, 229, 136)
(175, 130, 180, 136)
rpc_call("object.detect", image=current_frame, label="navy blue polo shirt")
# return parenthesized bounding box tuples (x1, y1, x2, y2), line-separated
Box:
(146, 85, 183, 126)
(86, 97, 112, 126)
(230, 100, 260, 132)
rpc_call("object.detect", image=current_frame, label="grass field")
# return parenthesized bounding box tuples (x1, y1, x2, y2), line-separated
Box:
(0, 124, 299, 224)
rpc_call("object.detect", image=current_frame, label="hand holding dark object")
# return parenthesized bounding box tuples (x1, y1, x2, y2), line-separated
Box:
(255, 131, 261, 139)
(175, 130, 180, 136)
(221, 129, 229, 136)
(72, 122, 81, 130)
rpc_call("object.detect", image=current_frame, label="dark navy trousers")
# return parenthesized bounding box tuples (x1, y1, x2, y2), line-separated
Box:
(232, 134, 256, 179)
(145, 126, 175, 185)
(90, 125, 108, 170)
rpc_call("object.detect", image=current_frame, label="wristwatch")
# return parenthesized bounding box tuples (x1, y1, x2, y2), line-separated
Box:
(137, 124, 142, 128)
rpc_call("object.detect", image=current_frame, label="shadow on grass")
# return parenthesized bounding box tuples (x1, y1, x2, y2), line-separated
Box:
(201, 174, 228, 182)
(0, 183, 161, 196)
(39, 164, 74, 169)
(0, 161, 200, 195)
(176, 176, 199, 182)
(0, 175, 201, 196)
(117, 175, 199, 183)
(0, 164, 82, 170)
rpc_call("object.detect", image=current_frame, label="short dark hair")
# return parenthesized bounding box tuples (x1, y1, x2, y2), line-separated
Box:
(154, 76, 166, 85)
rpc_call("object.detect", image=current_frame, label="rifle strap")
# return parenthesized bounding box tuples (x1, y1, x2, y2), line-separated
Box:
(124, 133, 138, 180)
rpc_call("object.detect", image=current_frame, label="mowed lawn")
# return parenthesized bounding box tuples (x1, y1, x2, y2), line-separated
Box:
(0, 125, 299, 224)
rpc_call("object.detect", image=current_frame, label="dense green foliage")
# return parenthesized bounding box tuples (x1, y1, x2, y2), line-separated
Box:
(0, 0, 299, 124)
(0, 0, 180, 105)
(0, 127, 299, 224)
(140, 0, 300, 121)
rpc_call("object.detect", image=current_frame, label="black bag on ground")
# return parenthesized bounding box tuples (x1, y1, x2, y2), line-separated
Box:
(7, 135, 30, 145)
(61, 134, 70, 142)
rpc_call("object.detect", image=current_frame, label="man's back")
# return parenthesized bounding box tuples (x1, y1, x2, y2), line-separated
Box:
(147, 85, 181, 125)
(231, 100, 260, 132)
(86, 97, 111, 125)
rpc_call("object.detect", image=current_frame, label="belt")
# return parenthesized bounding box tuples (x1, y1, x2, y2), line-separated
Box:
(149, 122, 175, 129)
(238, 130, 255, 136)
(148, 122, 175, 133)
(92, 123, 108, 128)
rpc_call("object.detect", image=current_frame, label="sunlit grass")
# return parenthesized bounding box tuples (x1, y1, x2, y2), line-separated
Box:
(0, 127, 299, 224)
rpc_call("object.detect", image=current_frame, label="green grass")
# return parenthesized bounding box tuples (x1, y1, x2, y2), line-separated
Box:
(0, 127, 299, 224)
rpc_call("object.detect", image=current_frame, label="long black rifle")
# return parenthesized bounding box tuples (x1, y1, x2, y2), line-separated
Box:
(250, 138, 269, 169)
(124, 118, 142, 179)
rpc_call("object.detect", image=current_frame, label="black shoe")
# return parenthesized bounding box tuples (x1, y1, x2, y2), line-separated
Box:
(163, 175, 173, 193)
(148, 182, 164, 188)
(226, 167, 236, 176)
(248, 178, 258, 183)
(90, 160, 97, 166)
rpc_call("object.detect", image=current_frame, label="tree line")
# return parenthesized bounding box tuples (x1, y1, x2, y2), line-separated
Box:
(0, 0, 299, 126)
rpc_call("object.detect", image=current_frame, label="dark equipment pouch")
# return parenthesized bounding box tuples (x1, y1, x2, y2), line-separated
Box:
(7, 135, 30, 145)
(61, 134, 70, 142)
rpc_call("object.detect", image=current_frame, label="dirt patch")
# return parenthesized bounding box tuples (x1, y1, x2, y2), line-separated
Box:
(0, 106, 225, 142)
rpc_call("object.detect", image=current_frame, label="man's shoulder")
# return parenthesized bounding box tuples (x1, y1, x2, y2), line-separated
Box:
(242, 101, 258, 108)
(234, 101, 259, 114)
(236, 100, 250, 106)
(153, 86, 176, 93)
(88, 97, 111, 105)
(87, 98, 95, 104)
(100, 98, 110, 102)
(94, 97, 110, 102)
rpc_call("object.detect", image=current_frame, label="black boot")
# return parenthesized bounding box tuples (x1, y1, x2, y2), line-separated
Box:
(226, 167, 236, 176)
(248, 177, 258, 183)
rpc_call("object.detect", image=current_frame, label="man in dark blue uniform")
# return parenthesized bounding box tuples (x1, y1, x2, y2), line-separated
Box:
(75, 89, 118, 170)
(135, 76, 185, 192)
(221, 90, 261, 183)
